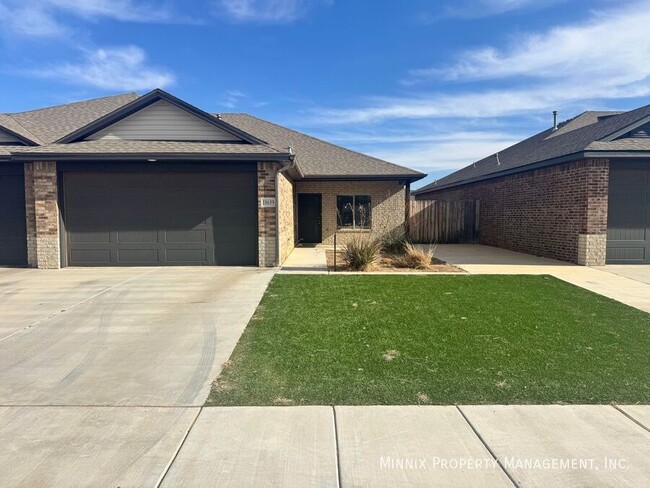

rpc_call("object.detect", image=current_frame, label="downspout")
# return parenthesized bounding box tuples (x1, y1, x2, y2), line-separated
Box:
(275, 146, 296, 266)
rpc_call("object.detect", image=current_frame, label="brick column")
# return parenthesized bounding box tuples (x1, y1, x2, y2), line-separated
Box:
(577, 158, 609, 266)
(24, 161, 60, 269)
(257, 161, 280, 267)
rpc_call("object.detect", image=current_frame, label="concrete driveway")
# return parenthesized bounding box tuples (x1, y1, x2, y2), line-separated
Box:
(0, 266, 274, 486)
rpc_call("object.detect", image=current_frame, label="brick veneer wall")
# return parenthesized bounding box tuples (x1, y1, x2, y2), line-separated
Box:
(257, 162, 279, 266)
(416, 159, 609, 265)
(277, 171, 295, 263)
(294, 180, 405, 245)
(24, 161, 60, 269)
(257, 161, 296, 266)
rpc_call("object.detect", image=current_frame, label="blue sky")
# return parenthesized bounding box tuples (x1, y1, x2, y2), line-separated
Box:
(1, 0, 649, 188)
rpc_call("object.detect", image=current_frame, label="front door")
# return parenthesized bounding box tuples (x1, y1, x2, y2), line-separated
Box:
(298, 193, 322, 244)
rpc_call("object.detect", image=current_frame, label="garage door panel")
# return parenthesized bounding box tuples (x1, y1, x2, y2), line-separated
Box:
(607, 163, 650, 264)
(64, 171, 257, 266)
(117, 248, 160, 264)
(69, 248, 112, 265)
(116, 230, 159, 244)
(0, 168, 27, 266)
(164, 229, 207, 243)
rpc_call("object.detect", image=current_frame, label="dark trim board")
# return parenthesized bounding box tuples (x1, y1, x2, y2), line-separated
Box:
(415, 152, 650, 195)
(11, 152, 293, 162)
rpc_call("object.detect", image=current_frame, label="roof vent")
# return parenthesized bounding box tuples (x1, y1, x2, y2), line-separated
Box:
(552, 110, 558, 131)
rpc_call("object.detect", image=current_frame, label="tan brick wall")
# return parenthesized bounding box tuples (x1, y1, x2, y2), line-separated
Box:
(257, 162, 279, 266)
(578, 234, 607, 266)
(24, 161, 60, 269)
(417, 159, 609, 265)
(294, 180, 405, 245)
(278, 171, 295, 263)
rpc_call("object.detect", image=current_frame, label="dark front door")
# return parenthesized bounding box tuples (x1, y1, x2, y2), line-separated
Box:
(607, 162, 650, 264)
(63, 171, 258, 266)
(0, 164, 27, 266)
(298, 193, 322, 244)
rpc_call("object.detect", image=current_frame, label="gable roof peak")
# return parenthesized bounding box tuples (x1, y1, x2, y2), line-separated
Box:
(56, 88, 268, 145)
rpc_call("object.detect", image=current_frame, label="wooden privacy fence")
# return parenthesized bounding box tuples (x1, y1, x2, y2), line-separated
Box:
(408, 200, 480, 244)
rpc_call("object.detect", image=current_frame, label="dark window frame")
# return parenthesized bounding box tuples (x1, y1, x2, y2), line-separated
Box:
(336, 194, 372, 229)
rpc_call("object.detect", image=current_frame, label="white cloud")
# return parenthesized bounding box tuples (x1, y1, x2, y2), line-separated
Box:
(442, 0, 556, 18)
(318, 1, 650, 125)
(46, 0, 177, 22)
(219, 90, 248, 108)
(327, 130, 523, 172)
(0, 0, 182, 38)
(216, 0, 330, 23)
(33, 46, 174, 90)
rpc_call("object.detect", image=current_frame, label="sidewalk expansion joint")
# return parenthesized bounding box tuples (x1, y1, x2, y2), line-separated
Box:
(332, 406, 343, 488)
(611, 404, 650, 433)
(456, 405, 521, 488)
(155, 406, 203, 488)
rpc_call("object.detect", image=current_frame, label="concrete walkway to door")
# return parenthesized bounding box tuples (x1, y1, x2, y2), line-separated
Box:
(434, 244, 650, 313)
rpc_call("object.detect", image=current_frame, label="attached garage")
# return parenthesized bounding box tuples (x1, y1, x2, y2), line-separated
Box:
(607, 161, 650, 264)
(61, 165, 258, 266)
(0, 164, 27, 266)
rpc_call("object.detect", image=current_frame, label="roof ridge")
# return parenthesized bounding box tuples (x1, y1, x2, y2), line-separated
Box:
(223, 113, 424, 176)
(8, 92, 139, 116)
(3, 114, 44, 145)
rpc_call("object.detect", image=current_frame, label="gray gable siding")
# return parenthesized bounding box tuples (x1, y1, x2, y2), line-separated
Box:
(0, 129, 23, 144)
(86, 100, 243, 142)
(624, 121, 650, 138)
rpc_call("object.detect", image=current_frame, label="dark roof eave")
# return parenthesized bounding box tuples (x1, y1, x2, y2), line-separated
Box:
(415, 152, 586, 194)
(301, 173, 425, 182)
(414, 149, 650, 195)
(9, 152, 294, 162)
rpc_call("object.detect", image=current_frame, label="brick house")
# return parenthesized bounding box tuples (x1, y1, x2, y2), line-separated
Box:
(0, 89, 423, 269)
(414, 108, 650, 265)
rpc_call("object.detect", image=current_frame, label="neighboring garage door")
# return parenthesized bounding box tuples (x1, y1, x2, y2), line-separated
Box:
(0, 164, 27, 266)
(63, 171, 257, 266)
(606, 162, 650, 264)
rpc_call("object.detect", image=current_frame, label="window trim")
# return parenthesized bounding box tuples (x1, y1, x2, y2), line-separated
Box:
(336, 194, 372, 230)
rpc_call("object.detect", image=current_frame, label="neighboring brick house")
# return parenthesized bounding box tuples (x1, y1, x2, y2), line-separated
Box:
(414, 108, 650, 265)
(0, 89, 423, 269)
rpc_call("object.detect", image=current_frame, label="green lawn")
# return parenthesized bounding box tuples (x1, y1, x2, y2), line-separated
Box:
(207, 275, 650, 406)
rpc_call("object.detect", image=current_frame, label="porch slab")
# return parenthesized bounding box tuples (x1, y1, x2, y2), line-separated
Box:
(279, 246, 329, 273)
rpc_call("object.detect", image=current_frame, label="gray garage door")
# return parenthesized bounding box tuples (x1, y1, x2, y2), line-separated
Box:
(606, 162, 650, 264)
(0, 164, 27, 266)
(63, 171, 257, 266)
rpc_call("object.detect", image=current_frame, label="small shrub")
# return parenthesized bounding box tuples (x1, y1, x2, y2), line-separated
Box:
(342, 235, 380, 271)
(379, 227, 407, 255)
(397, 243, 435, 269)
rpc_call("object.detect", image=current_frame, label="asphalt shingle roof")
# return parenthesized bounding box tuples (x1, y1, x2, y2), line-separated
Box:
(0, 91, 422, 180)
(0, 114, 42, 144)
(4, 93, 140, 144)
(416, 104, 650, 194)
(220, 113, 424, 179)
(13, 140, 282, 156)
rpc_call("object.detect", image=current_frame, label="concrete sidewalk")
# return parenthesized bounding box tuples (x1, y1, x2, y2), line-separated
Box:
(3, 404, 648, 487)
(434, 244, 650, 313)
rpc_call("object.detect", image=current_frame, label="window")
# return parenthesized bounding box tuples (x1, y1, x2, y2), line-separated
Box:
(337, 195, 371, 229)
